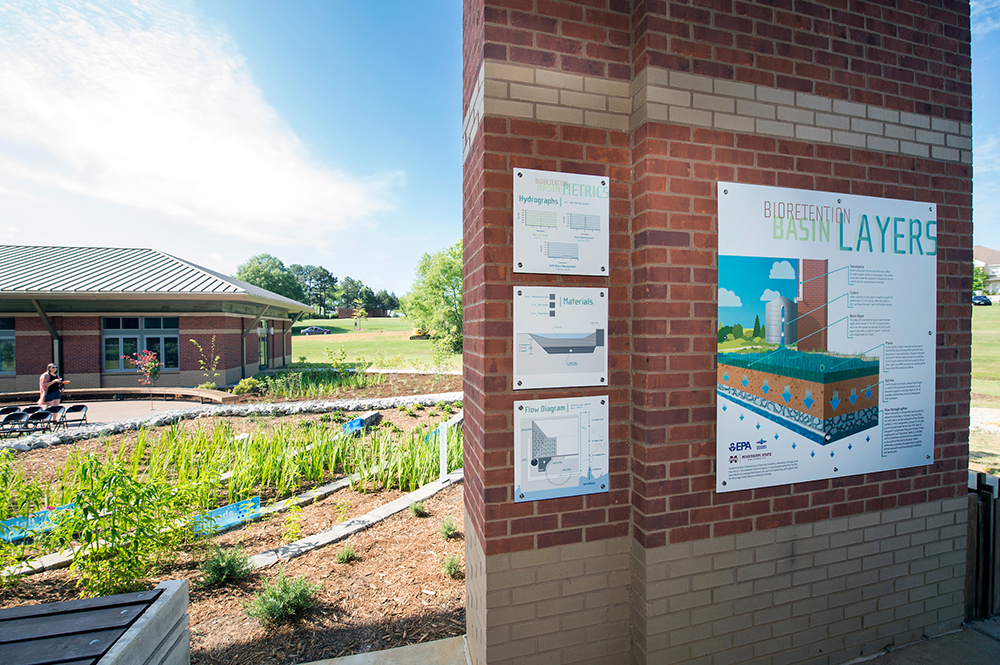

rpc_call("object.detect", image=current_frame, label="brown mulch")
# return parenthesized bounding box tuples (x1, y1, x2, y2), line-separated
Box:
(1, 375, 468, 663)
(0, 481, 467, 663)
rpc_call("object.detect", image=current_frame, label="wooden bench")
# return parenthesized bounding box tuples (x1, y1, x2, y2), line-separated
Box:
(0, 387, 237, 405)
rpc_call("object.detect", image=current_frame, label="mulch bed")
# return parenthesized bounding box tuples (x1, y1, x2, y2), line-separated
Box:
(1, 374, 468, 663)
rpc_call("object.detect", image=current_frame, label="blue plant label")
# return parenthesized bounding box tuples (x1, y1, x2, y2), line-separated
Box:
(0, 503, 74, 544)
(343, 418, 366, 436)
(191, 496, 260, 535)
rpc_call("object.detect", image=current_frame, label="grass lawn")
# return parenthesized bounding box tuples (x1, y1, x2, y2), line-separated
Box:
(290, 317, 460, 371)
(972, 306, 1000, 408)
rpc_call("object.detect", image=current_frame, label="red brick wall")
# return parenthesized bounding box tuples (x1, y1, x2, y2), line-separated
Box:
(59, 317, 102, 374)
(797, 258, 828, 352)
(15, 317, 52, 378)
(629, 125, 970, 547)
(633, 0, 972, 121)
(465, 0, 972, 556)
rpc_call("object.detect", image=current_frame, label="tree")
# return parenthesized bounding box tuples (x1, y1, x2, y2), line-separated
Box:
(974, 265, 989, 292)
(335, 277, 365, 309)
(374, 289, 399, 314)
(732, 323, 744, 340)
(752, 315, 761, 339)
(359, 286, 378, 312)
(401, 241, 462, 353)
(235, 254, 306, 303)
(290, 264, 337, 313)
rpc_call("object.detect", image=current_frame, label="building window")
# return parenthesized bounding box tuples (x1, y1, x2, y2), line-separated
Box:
(258, 320, 268, 368)
(0, 317, 14, 373)
(102, 317, 179, 371)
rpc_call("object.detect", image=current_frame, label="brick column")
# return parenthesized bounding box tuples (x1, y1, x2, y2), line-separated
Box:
(463, 2, 973, 664)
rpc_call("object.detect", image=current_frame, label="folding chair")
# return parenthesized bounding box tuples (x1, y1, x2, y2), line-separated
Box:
(21, 406, 42, 415)
(61, 404, 88, 427)
(0, 412, 28, 438)
(44, 406, 66, 429)
(24, 411, 53, 432)
(0, 406, 18, 416)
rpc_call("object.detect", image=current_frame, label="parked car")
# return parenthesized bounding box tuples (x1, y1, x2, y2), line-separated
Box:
(300, 326, 331, 335)
(973, 295, 993, 306)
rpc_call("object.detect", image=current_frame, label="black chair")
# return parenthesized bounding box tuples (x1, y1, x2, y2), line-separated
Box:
(44, 406, 66, 429)
(0, 412, 28, 437)
(24, 411, 52, 432)
(21, 406, 42, 415)
(61, 404, 88, 427)
(0, 406, 18, 416)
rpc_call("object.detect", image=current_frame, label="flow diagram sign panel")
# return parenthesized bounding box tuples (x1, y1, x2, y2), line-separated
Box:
(514, 286, 608, 390)
(716, 181, 938, 492)
(514, 395, 609, 503)
(513, 168, 610, 276)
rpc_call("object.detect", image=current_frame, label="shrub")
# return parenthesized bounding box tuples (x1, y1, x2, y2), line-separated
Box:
(441, 555, 462, 579)
(197, 381, 217, 390)
(50, 455, 189, 597)
(439, 515, 458, 540)
(199, 546, 252, 587)
(409, 501, 428, 518)
(335, 543, 356, 564)
(245, 569, 320, 625)
(232, 377, 262, 395)
(281, 505, 303, 543)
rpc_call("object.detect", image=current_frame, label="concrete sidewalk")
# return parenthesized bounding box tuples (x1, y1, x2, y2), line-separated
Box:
(305, 619, 1000, 665)
(61, 398, 203, 425)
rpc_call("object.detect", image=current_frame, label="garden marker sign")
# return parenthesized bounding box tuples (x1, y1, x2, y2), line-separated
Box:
(513, 168, 610, 276)
(716, 182, 937, 492)
(191, 496, 260, 535)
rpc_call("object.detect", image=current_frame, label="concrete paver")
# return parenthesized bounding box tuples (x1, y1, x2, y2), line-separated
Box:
(303, 636, 467, 665)
(851, 625, 1000, 665)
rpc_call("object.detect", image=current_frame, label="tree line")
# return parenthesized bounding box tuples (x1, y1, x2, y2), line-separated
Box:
(234, 254, 399, 316)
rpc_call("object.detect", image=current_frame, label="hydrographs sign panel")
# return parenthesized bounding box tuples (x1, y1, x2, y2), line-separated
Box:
(513, 168, 610, 276)
(716, 182, 937, 492)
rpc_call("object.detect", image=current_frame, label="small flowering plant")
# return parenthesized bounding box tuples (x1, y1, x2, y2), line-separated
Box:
(122, 349, 161, 408)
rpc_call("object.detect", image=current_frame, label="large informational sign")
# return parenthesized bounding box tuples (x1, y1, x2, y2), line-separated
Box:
(514, 395, 609, 502)
(513, 168, 610, 276)
(716, 182, 937, 492)
(514, 286, 608, 390)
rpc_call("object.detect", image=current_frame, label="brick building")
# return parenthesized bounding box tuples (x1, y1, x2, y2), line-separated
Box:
(0, 246, 312, 392)
(462, 2, 972, 664)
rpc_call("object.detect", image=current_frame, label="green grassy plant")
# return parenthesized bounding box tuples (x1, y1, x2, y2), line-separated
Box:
(281, 504, 303, 543)
(245, 568, 320, 624)
(335, 542, 356, 564)
(49, 455, 190, 597)
(439, 515, 458, 540)
(409, 501, 428, 518)
(199, 545, 252, 586)
(441, 554, 462, 579)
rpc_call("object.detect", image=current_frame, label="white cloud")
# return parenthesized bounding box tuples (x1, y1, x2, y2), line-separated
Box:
(0, 0, 398, 247)
(718, 288, 742, 307)
(769, 260, 796, 280)
(760, 289, 782, 302)
(973, 0, 1000, 37)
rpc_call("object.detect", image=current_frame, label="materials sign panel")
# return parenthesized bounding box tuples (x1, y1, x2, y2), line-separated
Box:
(716, 182, 937, 492)
(514, 395, 609, 503)
(513, 286, 608, 390)
(513, 168, 610, 276)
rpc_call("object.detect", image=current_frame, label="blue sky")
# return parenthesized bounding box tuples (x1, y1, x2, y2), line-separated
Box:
(0, 0, 462, 295)
(718, 256, 800, 331)
(0, 1, 996, 296)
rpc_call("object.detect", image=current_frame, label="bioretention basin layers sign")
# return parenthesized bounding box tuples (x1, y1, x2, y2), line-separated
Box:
(716, 182, 938, 492)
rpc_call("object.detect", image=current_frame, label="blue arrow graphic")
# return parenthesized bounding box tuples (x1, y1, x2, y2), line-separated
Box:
(830, 390, 841, 411)
(741, 375, 748, 388)
(865, 387, 873, 400)
(781, 386, 792, 404)
(723, 371, 729, 382)
(761, 380, 770, 395)
(803, 394, 814, 409)
(849, 388, 858, 406)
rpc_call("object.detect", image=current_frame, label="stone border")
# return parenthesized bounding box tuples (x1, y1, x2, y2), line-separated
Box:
(0, 391, 463, 452)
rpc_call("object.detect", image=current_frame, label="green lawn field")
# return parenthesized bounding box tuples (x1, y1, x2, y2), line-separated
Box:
(290, 317, 460, 371)
(972, 306, 1000, 408)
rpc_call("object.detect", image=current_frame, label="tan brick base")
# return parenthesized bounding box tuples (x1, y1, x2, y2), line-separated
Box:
(630, 497, 967, 665)
(466, 497, 966, 665)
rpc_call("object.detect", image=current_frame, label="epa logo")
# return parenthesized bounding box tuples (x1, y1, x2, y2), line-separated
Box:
(729, 441, 752, 452)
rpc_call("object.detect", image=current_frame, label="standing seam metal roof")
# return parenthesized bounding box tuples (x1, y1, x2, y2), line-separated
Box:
(0, 246, 311, 311)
